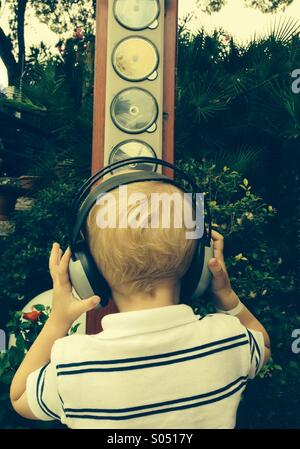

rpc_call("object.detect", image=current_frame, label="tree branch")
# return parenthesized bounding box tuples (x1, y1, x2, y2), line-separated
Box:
(0, 27, 18, 84)
(17, 0, 28, 72)
(92, 0, 97, 18)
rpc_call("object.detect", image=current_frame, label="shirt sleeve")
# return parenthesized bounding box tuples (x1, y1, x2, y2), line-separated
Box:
(26, 355, 63, 421)
(245, 327, 265, 379)
(212, 313, 266, 380)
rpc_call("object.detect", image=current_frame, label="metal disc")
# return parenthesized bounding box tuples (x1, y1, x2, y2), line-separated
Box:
(114, 0, 160, 31)
(112, 37, 159, 82)
(111, 88, 158, 134)
(109, 140, 157, 172)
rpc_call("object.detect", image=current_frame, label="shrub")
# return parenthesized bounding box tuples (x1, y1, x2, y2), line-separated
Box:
(0, 170, 85, 328)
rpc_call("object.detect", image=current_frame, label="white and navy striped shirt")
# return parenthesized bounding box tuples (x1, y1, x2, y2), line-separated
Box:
(26, 304, 265, 429)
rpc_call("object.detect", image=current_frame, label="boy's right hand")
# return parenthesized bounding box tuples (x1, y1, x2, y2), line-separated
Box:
(208, 230, 239, 310)
(48, 243, 101, 330)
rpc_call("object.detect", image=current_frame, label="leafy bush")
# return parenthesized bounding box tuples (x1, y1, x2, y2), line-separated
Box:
(0, 170, 85, 328)
(0, 161, 299, 428)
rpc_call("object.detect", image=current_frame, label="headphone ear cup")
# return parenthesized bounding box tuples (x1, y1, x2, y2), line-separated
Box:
(69, 240, 111, 308)
(181, 240, 214, 303)
(189, 242, 214, 301)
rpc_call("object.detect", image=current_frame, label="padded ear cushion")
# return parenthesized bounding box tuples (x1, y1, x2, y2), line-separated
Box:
(69, 240, 111, 307)
(180, 240, 214, 302)
(180, 240, 205, 302)
(189, 243, 214, 300)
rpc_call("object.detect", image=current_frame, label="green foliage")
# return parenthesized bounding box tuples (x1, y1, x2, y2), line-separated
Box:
(30, 0, 96, 35)
(176, 22, 300, 297)
(0, 34, 94, 178)
(196, 0, 296, 14)
(176, 20, 300, 169)
(180, 160, 295, 303)
(0, 169, 85, 326)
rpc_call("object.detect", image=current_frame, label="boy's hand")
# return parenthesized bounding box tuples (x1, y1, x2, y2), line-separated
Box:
(48, 243, 100, 329)
(208, 231, 239, 310)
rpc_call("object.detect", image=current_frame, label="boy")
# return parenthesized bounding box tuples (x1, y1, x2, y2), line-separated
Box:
(10, 181, 270, 429)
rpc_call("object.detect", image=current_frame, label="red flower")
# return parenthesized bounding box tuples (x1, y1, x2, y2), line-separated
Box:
(23, 310, 41, 322)
(74, 27, 84, 40)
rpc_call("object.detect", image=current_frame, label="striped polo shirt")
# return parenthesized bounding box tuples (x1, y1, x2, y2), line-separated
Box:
(26, 304, 265, 429)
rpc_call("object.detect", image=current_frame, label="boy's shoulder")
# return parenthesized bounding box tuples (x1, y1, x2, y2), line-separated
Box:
(50, 333, 98, 364)
(49, 312, 248, 364)
(197, 312, 247, 340)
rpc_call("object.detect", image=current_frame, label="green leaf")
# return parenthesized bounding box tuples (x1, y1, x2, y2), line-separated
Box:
(69, 323, 80, 335)
(33, 304, 46, 312)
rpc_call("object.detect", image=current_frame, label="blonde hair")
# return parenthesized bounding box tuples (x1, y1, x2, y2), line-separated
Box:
(86, 180, 196, 295)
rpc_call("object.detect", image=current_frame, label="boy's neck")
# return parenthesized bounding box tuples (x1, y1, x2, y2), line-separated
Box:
(112, 280, 181, 313)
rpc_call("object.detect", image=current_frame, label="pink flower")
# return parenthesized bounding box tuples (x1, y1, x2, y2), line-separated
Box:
(74, 27, 84, 40)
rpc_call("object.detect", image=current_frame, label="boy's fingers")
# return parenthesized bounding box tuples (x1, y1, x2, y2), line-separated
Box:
(58, 247, 72, 287)
(74, 296, 101, 316)
(208, 258, 231, 293)
(211, 230, 224, 261)
(211, 230, 224, 239)
(49, 243, 60, 281)
(208, 258, 223, 274)
(208, 258, 227, 282)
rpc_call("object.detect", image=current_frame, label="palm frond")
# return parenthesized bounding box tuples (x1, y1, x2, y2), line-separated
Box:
(211, 144, 264, 173)
(268, 16, 300, 44)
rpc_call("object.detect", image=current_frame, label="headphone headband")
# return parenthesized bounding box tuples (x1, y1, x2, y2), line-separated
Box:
(71, 171, 188, 253)
(71, 157, 204, 218)
(71, 157, 212, 249)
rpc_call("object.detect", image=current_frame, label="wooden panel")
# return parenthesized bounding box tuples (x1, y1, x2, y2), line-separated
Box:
(86, 299, 119, 335)
(91, 0, 108, 174)
(163, 0, 178, 179)
(87, 0, 119, 335)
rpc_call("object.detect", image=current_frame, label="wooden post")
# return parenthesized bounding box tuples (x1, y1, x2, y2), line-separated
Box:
(91, 0, 108, 175)
(163, 0, 178, 179)
(87, 0, 179, 334)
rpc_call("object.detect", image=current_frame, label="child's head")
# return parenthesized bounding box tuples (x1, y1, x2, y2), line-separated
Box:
(86, 179, 197, 298)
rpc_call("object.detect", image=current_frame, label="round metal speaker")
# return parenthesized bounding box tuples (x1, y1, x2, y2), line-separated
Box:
(109, 140, 157, 172)
(114, 0, 160, 31)
(111, 88, 158, 134)
(112, 37, 159, 82)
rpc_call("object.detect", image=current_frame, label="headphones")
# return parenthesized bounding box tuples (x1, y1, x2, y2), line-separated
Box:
(69, 157, 214, 307)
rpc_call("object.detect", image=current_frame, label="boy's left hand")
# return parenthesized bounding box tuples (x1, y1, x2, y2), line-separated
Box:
(208, 231, 239, 310)
(48, 242, 101, 329)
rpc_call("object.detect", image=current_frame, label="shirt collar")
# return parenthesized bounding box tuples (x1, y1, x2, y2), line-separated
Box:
(99, 304, 200, 338)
